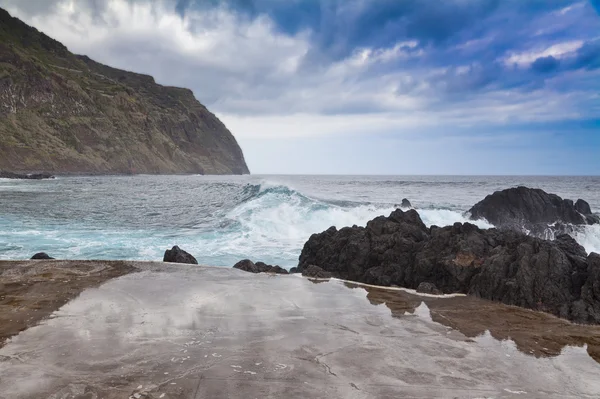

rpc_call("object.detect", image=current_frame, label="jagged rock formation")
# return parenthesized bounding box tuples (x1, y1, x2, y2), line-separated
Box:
(469, 186, 599, 237)
(233, 259, 289, 274)
(0, 8, 249, 175)
(298, 208, 600, 324)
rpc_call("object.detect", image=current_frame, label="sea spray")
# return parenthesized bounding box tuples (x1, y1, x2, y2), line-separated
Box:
(573, 224, 600, 255)
(0, 175, 598, 266)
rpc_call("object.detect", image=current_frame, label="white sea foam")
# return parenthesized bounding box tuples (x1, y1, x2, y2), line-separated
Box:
(572, 224, 600, 255)
(185, 184, 397, 265)
(1, 177, 598, 267)
(175, 184, 499, 266)
(418, 208, 494, 229)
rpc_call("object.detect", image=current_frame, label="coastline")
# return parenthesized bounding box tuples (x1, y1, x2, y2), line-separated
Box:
(0, 171, 251, 178)
(2, 259, 600, 398)
(1, 259, 600, 363)
(0, 260, 138, 348)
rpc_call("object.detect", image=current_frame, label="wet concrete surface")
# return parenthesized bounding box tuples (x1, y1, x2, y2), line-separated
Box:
(0, 261, 599, 398)
(0, 260, 137, 348)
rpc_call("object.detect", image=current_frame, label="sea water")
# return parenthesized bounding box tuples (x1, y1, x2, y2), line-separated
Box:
(0, 175, 598, 268)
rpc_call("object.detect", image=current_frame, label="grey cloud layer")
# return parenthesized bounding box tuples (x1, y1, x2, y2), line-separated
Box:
(2, 0, 599, 125)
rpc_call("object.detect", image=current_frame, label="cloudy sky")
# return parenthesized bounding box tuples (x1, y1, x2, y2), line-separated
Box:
(2, 0, 600, 174)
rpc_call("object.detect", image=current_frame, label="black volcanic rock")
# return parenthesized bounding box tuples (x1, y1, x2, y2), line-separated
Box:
(468, 186, 598, 236)
(31, 252, 54, 260)
(302, 265, 333, 279)
(234, 259, 260, 273)
(163, 246, 198, 265)
(297, 208, 600, 324)
(233, 259, 288, 274)
(416, 282, 441, 295)
(578, 253, 600, 324)
(575, 199, 593, 215)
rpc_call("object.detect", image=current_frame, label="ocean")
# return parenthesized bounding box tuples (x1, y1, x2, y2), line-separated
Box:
(1, 175, 599, 268)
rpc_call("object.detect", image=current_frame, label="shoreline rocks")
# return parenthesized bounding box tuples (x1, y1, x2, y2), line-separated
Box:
(416, 282, 441, 295)
(163, 246, 198, 265)
(233, 259, 288, 274)
(298, 208, 600, 324)
(31, 253, 54, 260)
(301, 265, 333, 278)
(468, 186, 599, 237)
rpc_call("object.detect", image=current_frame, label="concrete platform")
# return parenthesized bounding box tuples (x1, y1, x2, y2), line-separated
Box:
(0, 261, 599, 398)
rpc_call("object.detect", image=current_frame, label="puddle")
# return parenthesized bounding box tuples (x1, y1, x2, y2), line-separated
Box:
(0, 264, 599, 398)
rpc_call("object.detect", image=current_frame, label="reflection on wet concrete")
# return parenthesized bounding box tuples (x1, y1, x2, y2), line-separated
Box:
(352, 283, 600, 363)
(0, 260, 137, 347)
(0, 263, 599, 398)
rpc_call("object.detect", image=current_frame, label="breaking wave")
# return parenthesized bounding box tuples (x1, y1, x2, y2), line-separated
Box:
(573, 224, 600, 255)
(177, 182, 498, 266)
(1, 177, 598, 267)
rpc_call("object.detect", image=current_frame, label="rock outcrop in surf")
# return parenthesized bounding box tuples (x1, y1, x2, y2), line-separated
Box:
(468, 186, 599, 237)
(297, 208, 600, 324)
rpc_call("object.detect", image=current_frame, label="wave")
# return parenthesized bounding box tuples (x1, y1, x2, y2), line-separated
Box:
(218, 182, 600, 263)
(572, 225, 600, 255)
(2, 178, 597, 267)
(232, 182, 493, 237)
(229, 182, 392, 242)
(418, 208, 494, 230)
(173, 182, 498, 266)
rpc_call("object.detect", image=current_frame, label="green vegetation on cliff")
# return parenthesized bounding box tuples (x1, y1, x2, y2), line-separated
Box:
(0, 8, 249, 174)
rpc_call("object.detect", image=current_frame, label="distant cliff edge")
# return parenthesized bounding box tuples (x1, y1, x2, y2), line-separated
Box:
(0, 8, 249, 175)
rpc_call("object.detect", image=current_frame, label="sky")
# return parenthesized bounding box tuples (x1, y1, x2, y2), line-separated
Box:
(1, 0, 599, 175)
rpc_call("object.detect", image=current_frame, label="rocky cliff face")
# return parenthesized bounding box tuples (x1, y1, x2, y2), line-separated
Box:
(0, 8, 249, 175)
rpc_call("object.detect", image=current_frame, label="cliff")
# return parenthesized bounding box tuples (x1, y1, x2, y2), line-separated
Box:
(0, 8, 249, 175)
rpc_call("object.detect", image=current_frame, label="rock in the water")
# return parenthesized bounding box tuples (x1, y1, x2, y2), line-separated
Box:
(289, 267, 299, 274)
(400, 198, 412, 209)
(233, 259, 260, 273)
(302, 265, 333, 279)
(575, 199, 593, 215)
(298, 207, 600, 324)
(469, 186, 598, 237)
(272, 266, 289, 274)
(416, 282, 441, 295)
(233, 260, 288, 274)
(31, 252, 54, 260)
(575, 199, 600, 225)
(163, 246, 198, 265)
